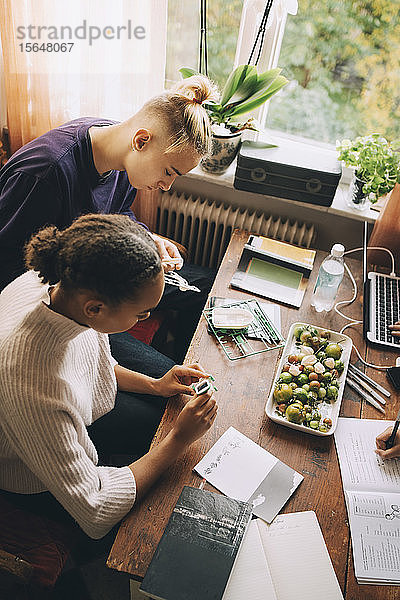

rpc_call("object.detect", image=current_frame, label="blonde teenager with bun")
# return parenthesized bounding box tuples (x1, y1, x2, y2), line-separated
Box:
(0, 214, 217, 542)
(0, 75, 220, 363)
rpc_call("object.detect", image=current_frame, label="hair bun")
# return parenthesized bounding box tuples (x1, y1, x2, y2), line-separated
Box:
(172, 74, 219, 106)
(25, 225, 62, 285)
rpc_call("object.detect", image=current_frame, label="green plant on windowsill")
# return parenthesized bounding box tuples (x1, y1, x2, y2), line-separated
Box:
(179, 64, 288, 135)
(336, 134, 400, 203)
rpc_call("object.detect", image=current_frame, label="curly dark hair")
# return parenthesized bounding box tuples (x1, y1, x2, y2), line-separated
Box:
(24, 214, 162, 305)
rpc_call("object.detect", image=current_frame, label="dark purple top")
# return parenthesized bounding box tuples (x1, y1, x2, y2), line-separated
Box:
(0, 117, 143, 290)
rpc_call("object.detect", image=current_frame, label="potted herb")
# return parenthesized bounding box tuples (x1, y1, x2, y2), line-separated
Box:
(336, 134, 400, 210)
(180, 65, 288, 174)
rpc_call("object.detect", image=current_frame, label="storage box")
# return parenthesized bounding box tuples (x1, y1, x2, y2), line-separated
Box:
(234, 138, 342, 207)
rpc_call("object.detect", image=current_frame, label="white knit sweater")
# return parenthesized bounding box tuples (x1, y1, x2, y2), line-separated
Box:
(0, 271, 136, 539)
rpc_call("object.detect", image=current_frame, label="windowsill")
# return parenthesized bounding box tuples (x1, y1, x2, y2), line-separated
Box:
(183, 158, 378, 224)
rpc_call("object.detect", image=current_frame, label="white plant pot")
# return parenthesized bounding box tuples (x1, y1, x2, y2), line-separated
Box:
(201, 129, 242, 174)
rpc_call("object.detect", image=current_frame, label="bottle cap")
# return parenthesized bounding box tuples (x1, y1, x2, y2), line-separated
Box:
(331, 243, 345, 257)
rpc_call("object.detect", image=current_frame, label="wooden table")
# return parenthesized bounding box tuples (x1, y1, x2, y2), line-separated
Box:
(108, 229, 400, 599)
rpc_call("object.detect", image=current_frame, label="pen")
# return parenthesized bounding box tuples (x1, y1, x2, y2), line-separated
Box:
(346, 376, 385, 414)
(385, 407, 400, 449)
(348, 363, 391, 398)
(346, 370, 386, 405)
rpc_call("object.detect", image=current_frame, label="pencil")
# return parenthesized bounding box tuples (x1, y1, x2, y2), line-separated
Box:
(348, 363, 391, 398)
(347, 370, 386, 405)
(385, 407, 400, 449)
(346, 376, 385, 414)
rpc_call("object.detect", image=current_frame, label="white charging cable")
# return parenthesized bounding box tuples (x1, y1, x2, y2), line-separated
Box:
(331, 246, 397, 370)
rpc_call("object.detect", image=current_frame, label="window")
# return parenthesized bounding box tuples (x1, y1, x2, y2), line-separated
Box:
(265, 0, 400, 145)
(165, 0, 244, 92)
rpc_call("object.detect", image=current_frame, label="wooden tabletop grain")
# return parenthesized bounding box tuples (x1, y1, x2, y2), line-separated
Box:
(107, 229, 400, 599)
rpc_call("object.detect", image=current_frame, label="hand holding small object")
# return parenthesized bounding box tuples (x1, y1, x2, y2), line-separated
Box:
(155, 364, 211, 397)
(173, 392, 218, 446)
(151, 233, 184, 272)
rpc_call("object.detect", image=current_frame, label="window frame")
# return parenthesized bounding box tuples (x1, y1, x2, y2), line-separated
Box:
(233, 0, 288, 129)
(231, 1, 353, 180)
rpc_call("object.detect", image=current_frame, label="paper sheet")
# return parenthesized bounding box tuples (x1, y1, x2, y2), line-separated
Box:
(222, 519, 277, 600)
(335, 418, 400, 584)
(334, 418, 400, 493)
(194, 427, 278, 502)
(257, 512, 344, 600)
(347, 491, 400, 582)
(194, 427, 303, 523)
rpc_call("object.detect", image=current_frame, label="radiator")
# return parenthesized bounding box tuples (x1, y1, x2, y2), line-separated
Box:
(154, 191, 316, 269)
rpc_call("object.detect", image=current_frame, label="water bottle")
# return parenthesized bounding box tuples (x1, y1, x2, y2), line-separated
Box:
(311, 244, 345, 312)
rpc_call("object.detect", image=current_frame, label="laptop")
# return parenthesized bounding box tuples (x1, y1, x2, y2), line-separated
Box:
(363, 220, 400, 348)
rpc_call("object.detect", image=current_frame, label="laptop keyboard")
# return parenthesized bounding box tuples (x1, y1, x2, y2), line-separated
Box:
(375, 275, 400, 344)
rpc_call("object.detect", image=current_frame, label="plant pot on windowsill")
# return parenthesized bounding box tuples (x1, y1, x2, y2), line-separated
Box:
(338, 134, 400, 213)
(179, 64, 289, 175)
(200, 124, 242, 174)
(347, 171, 369, 211)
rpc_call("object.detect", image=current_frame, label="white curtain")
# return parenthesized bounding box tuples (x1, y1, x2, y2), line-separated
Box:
(0, 0, 168, 152)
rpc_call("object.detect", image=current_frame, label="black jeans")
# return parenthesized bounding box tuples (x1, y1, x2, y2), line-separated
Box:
(156, 263, 216, 362)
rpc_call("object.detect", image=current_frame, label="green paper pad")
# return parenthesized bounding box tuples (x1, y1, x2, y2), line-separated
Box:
(247, 257, 303, 290)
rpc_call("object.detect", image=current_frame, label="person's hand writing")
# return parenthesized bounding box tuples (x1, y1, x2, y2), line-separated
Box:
(389, 320, 400, 337)
(172, 390, 218, 446)
(151, 233, 183, 272)
(154, 364, 211, 398)
(375, 426, 400, 459)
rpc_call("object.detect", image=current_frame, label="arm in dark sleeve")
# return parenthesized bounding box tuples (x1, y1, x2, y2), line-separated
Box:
(120, 205, 149, 231)
(0, 172, 60, 290)
(116, 184, 149, 230)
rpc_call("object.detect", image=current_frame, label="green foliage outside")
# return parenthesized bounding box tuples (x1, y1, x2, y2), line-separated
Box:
(165, 0, 243, 92)
(166, 0, 400, 146)
(267, 0, 400, 144)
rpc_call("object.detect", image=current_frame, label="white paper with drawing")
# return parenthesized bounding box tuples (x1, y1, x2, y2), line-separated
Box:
(334, 418, 400, 584)
(194, 427, 303, 523)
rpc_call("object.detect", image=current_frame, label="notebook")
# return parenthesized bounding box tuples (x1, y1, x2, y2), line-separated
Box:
(140, 486, 252, 600)
(194, 427, 303, 523)
(334, 417, 400, 585)
(230, 235, 316, 308)
(223, 512, 343, 600)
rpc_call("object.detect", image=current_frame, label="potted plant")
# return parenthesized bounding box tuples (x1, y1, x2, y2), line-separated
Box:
(336, 134, 400, 210)
(180, 65, 288, 174)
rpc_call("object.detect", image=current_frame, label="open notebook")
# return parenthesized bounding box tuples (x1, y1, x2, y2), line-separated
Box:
(223, 512, 343, 600)
(334, 417, 400, 585)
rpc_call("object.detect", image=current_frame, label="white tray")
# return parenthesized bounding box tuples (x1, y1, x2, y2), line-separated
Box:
(265, 322, 352, 436)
